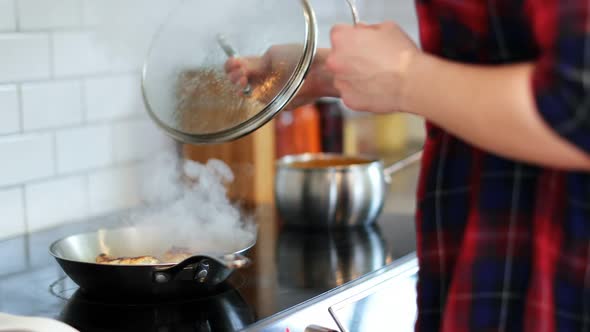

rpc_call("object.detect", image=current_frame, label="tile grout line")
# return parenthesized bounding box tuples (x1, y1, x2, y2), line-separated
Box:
(23, 232, 31, 269)
(0, 70, 141, 86)
(109, 122, 116, 165)
(0, 159, 142, 191)
(80, 78, 88, 123)
(20, 184, 28, 232)
(84, 173, 91, 220)
(19, 184, 32, 269)
(48, 31, 55, 79)
(15, 26, 94, 34)
(0, 113, 147, 137)
(78, 0, 86, 27)
(52, 131, 59, 175)
(12, 0, 19, 32)
(15, 83, 23, 133)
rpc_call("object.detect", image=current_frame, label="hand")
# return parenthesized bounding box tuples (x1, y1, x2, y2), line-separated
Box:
(224, 45, 339, 109)
(326, 22, 419, 113)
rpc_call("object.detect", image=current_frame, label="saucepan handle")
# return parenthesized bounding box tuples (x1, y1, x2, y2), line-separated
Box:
(152, 253, 250, 284)
(382, 151, 424, 183)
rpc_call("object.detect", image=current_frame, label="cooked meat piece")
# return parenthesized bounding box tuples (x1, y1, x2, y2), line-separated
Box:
(96, 253, 112, 263)
(110, 256, 161, 265)
(162, 246, 192, 263)
(96, 253, 160, 265)
(95, 245, 195, 265)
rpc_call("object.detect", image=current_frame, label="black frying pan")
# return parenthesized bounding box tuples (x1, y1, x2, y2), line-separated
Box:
(49, 227, 254, 299)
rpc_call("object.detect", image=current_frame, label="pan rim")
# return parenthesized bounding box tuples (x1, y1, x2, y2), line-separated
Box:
(48, 226, 257, 268)
(275, 152, 383, 172)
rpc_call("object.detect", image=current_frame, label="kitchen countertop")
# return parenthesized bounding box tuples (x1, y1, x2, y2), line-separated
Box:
(0, 147, 422, 331)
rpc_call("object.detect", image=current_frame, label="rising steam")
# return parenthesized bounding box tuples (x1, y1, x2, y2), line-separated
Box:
(133, 152, 257, 254)
(89, 0, 257, 254)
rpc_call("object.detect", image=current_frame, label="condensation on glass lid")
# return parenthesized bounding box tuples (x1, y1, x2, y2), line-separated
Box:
(139, 0, 315, 141)
(174, 66, 289, 135)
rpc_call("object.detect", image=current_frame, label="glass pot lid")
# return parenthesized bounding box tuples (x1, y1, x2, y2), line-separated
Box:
(141, 0, 318, 144)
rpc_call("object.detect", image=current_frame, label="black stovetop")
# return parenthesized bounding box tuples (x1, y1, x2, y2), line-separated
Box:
(0, 204, 416, 331)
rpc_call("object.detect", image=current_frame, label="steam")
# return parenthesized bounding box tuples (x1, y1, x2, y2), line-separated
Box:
(87, 0, 183, 69)
(88, 1, 257, 254)
(133, 152, 257, 254)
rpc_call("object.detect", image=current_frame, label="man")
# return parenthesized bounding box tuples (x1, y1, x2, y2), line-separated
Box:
(227, 1, 590, 331)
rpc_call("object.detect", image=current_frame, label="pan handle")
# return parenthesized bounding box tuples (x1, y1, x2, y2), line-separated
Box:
(152, 254, 251, 284)
(382, 150, 423, 183)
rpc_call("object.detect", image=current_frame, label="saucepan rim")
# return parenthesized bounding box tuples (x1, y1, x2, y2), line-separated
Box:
(49, 226, 256, 268)
(276, 152, 383, 172)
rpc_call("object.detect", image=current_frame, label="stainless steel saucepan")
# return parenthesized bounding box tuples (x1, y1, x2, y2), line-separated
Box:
(49, 227, 255, 299)
(274, 151, 422, 228)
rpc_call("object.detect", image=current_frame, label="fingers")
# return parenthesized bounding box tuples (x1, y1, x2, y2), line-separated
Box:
(328, 21, 393, 74)
(228, 69, 244, 86)
(237, 76, 249, 89)
(333, 79, 365, 111)
(244, 56, 267, 77)
(379, 21, 398, 30)
(331, 21, 396, 48)
(325, 53, 341, 74)
(356, 22, 381, 30)
(226, 63, 247, 89)
(225, 58, 244, 84)
(330, 24, 353, 49)
(224, 55, 269, 89)
(327, 24, 354, 74)
(223, 58, 238, 71)
(225, 59, 241, 74)
(224, 59, 252, 89)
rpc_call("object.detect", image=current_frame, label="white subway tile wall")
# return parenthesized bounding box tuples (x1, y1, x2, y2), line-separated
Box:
(0, 133, 54, 187)
(55, 125, 112, 173)
(111, 119, 156, 163)
(0, 0, 420, 240)
(85, 74, 142, 121)
(18, 0, 82, 30)
(0, 0, 164, 240)
(51, 31, 110, 77)
(0, 85, 19, 134)
(0, 33, 50, 82)
(0, 0, 16, 31)
(22, 80, 83, 130)
(25, 175, 88, 232)
(88, 165, 140, 217)
(0, 187, 25, 239)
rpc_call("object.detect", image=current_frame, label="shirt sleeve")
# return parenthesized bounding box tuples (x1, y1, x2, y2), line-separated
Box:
(528, 0, 590, 154)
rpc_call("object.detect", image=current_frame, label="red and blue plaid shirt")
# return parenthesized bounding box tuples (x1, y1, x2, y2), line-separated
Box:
(414, 0, 590, 331)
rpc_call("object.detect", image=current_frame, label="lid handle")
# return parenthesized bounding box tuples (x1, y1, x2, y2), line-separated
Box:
(344, 0, 360, 25)
(217, 34, 252, 96)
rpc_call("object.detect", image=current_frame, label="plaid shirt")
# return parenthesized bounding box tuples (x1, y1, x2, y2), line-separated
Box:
(414, 1, 590, 331)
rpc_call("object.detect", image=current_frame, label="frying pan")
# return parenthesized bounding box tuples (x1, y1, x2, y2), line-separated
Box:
(49, 227, 255, 299)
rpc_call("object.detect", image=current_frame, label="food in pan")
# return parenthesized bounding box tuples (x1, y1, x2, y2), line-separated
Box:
(161, 246, 193, 263)
(95, 247, 193, 265)
(96, 254, 161, 265)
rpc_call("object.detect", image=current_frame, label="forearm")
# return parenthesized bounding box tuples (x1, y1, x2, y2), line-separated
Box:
(306, 48, 340, 99)
(402, 54, 590, 170)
